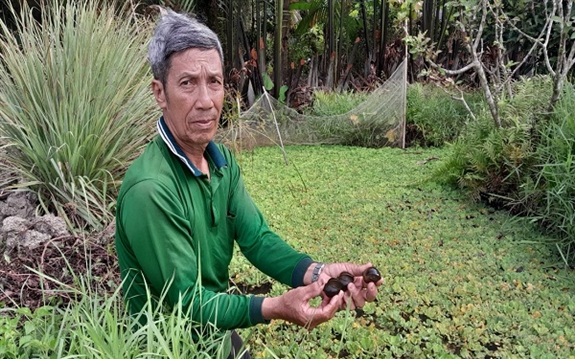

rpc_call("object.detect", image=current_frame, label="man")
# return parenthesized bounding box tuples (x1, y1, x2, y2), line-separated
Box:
(115, 9, 382, 358)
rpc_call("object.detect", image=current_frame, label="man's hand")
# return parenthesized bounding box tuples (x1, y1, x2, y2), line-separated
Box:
(321, 262, 383, 310)
(261, 278, 344, 330)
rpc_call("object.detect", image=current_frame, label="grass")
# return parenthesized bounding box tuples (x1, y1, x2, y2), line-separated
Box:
(526, 82, 575, 262)
(308, 91, 369, 116)
(0, 264, 232, 358)
(406, 83, 485, 147)
(229, 145, 575, 358)
(0, 1, 157, 230)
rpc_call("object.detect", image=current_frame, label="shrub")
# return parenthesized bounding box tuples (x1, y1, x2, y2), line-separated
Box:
(525, 82, 575, 264)
(433, 113, 534, 206)
(406, 83, 484, 147)
(497, 76, 554, 123)
(433, 76, 575, 265)
(432, 76, 553, 206)
(0, 1, 157, 230)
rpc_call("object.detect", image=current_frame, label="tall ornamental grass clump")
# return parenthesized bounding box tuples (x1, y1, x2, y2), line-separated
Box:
(526, 82, 575, 264)
(0, 1, 157, 230)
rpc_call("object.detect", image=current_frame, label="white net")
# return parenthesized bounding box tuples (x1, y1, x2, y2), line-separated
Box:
(219, 58, 407, 150)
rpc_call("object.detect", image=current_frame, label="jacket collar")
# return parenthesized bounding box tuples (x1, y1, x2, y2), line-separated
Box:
(157, 116, 227, 176)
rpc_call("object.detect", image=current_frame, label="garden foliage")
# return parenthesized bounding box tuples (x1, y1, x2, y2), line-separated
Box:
(233, 146, 574, 358)
(237, 59, 408, 149)
(2, 146, 573, 358)
(0, 273, 231, 358)
(434, 75, 575, 264)
(0, 1, 157, 230)
(432, 112, 534, 204)
(526, 82, 575, 263)
(432, 76, 553, 202)
(406, 83, 484, 147)
(307, 90, 388, 148)
(309, 90, 368, 116)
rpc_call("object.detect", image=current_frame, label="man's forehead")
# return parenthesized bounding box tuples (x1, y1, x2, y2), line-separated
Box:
(170, 48, 222, 72)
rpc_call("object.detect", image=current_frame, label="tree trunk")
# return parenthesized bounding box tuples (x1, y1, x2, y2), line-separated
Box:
(359, 0, 371, 76)
(326, 0, 336, 88)
(256, 0, 266, 85)
(338, 37, 361, 92)
(281, 0, 291, 87)
(436, 0, 452, 54)
(273, 0, 283, 97)
(423, 0, 434, 41)
(377, 0, 389, 76)
(225, 0, 234, 75)
(548, 0, 575, 109)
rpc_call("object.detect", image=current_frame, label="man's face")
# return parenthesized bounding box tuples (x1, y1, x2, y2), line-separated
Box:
(152, 48, 224, 151)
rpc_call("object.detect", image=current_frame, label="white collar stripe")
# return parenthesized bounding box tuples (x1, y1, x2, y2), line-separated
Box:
(156, 118, 200, 176)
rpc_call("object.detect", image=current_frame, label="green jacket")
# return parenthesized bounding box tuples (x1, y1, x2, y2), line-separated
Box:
(115, 118, 312, 330)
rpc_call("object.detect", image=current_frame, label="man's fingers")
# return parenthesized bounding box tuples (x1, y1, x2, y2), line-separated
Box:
(344, 262, 373, 277)
(304, 279, 327, 301)
(326, 291, 344, 313)
(341, 295, 355, 311)
(308, 291, 343, 329)
(346, 282, 366, 307)
(365, 282, 379, 302)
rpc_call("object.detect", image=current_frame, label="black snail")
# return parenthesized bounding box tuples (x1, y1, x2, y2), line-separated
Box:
(337, 271, 354, 288)
(323, 278, 344, 298)
(362, 266, 381, 284)
(323, 267, 380, 298)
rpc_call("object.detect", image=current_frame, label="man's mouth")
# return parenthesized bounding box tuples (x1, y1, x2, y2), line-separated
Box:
(192, 119, 215, 128)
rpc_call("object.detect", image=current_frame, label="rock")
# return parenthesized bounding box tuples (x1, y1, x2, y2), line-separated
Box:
(33, 214, 70, 238)
(0, 201, 7, 222)
(2, 214, 67, 254)
(22, 230, 51, 250)
(1, 191, 35, 218)
(2, 216, 31, 252)
(96, 219, 116, 245)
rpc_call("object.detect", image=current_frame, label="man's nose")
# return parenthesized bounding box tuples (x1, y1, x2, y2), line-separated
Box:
(195, 83, 213, 109)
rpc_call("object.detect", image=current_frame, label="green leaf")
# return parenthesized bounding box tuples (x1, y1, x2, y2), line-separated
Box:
(263, 73, 274, 91)
(289, 2, 312, 10)
(279, 85, 289, 103)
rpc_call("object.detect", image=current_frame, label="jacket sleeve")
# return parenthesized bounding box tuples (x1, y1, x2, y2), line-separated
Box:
(118, 179, 266, 329)
(226, 154, 313, 287)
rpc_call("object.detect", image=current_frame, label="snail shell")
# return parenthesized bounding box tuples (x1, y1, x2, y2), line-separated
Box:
(323, 277, 344, 298)
(337, 271, 354, 290)
(362, 267, 381, 283)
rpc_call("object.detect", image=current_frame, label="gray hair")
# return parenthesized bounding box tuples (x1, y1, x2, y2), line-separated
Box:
(148, 9, 224, 85)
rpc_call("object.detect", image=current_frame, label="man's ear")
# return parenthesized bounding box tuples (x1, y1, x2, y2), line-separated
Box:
(152, 79, 167, 109)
